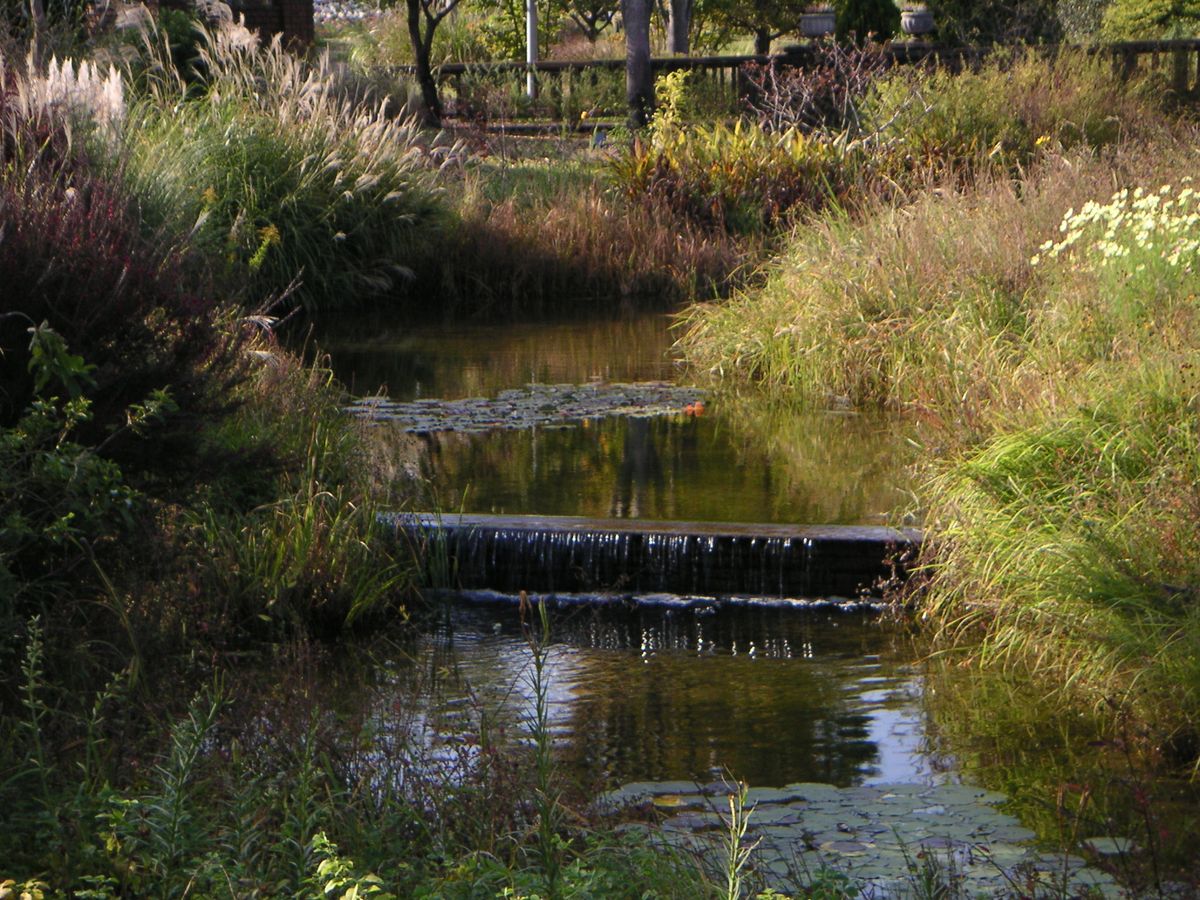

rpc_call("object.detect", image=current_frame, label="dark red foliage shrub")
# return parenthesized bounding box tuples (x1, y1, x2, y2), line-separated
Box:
(0, 107, 243, 496)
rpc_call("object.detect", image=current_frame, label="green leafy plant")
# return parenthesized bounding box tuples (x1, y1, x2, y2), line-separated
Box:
(310, 832, 397, 899)
(97, 686, 226, 895)
(0, 326, 150, 632)
(612, 73, 857, 233)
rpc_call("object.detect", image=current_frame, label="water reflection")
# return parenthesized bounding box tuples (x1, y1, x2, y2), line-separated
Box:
(319, 315, 677, 400)
(395, 605, 933, 791)
(412, 412, 911, 525)
(327, 312, 919, 525)
(610, 417, 663, 518)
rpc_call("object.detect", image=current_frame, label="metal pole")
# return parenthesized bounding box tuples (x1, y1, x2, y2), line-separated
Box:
(526, 0, 538, 99)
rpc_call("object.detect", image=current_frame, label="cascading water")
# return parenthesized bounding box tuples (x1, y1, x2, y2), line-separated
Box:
(391, 513, 919, 601)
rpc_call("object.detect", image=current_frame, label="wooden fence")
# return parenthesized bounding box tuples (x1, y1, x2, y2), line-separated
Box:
(385, 38, 1200, 124)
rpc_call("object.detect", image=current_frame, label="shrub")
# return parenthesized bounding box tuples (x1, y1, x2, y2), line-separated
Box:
(1101, 0, 1200, 40)
(741, 42, 890, 133)
(863, 49, 1160, 178)
(834, 0, 899, 42)
(928, 0, 1063, 44)
(0, 329, 144, 633)
(612, 72, 860, 234)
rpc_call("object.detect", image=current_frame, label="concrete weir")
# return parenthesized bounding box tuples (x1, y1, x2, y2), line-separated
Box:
(387, 513, 921, 601)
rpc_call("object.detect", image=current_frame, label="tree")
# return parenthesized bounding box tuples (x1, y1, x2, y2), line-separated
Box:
(1057, 0, 1110, 40)
(568, 0, 618, 42)
(1102, 0, 1200, 38)
(703, 0, 806, 54)
(482, 0, 567, 58)
(666, 0, 693, 53)
(624, 0, 653, 126)
(928, 0, 1063, 43)
(404, 0, 465, 125)
(834, 0, 899, 42)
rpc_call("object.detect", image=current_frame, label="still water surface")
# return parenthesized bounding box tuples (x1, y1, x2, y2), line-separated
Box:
(323, 313, 918, 526)
(388, 603, 934, 792)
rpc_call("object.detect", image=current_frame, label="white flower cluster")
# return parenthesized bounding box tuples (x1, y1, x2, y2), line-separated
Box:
(1031, 179, 1200, 272)
(25, 55, 125, 131)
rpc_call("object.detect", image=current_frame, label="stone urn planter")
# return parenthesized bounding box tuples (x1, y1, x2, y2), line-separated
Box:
(900, 5, 934, 35)
(800, 6, 836, 37)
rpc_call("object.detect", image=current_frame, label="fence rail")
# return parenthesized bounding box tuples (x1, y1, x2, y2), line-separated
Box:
(384, 39, 1200, 122)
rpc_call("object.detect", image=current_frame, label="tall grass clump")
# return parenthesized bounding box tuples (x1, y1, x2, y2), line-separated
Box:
(922, 363, 1200, 759)
(678, 153, 1114, 422)
(190, 345, 410, 634)
(123, 22, 448, 311)
(918, 171, 1200, 753)
(436, 171, 754, 317)
(864, 48, 1163, 180)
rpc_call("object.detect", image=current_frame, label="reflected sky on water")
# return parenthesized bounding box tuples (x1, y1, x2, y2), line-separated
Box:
(381, 604, 935, 792)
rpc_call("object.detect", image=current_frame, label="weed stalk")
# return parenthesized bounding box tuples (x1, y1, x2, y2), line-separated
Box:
(521, 590, 563, 898)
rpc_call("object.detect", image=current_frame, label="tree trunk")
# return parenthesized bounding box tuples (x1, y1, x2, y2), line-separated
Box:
(406, 0, 443, 126)
(753, 27, 771, 55)
(666, 0, 690, 54)
(623, 0, 653, 127)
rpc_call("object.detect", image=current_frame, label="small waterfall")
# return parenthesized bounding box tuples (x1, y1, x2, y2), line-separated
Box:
(390, 513, 920, 601)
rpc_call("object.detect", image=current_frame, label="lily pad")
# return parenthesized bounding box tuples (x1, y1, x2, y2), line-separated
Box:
(1083, 836, 1137, 856)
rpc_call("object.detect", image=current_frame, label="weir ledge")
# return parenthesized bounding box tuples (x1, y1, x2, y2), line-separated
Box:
(385, 513, 922, 601)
